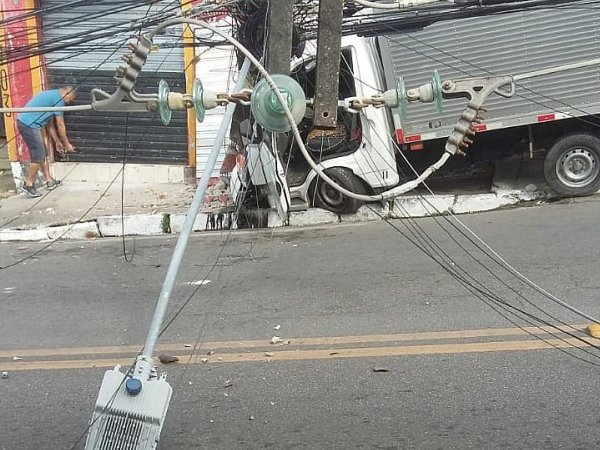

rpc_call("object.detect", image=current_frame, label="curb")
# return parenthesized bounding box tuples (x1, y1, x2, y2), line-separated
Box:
(0, 189, 545, 242)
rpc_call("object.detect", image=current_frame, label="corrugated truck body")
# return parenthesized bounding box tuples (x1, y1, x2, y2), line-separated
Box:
(377, 0, 600, 145)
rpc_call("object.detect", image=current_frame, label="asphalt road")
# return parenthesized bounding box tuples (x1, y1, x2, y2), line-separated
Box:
(1, 197, 600, 449)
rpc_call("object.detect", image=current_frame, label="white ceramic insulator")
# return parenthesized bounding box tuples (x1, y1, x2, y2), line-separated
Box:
(167, 93, 187, 110)
(382, 89, 399, 108)
(202, 90, 218, 109)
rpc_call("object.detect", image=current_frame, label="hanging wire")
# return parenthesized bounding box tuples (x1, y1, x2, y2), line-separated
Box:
(299, 47, 600, 365)
(0, 2, 187, 263)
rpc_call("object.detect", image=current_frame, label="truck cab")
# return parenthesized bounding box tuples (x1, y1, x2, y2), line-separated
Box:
(285, 36, 399, 214)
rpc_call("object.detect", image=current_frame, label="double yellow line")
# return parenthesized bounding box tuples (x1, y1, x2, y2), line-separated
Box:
(0, 324, 594, 372)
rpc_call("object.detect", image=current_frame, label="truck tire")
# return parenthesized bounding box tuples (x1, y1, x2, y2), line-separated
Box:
(544, 133, 600, 197)
(311, 167, 366, 214)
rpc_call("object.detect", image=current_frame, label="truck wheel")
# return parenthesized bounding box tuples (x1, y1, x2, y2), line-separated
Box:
(544, 133, 600, 197)
(311, 167, 366, 214)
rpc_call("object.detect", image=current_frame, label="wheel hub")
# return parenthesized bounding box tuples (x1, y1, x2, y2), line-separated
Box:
(320, 182, 344, 207)
(557, 147, 599, 187)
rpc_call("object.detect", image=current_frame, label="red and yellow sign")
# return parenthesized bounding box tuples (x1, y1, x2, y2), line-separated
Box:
(0, 0, 45, 162)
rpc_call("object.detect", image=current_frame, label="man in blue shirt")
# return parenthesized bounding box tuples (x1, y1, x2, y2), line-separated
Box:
(17, 86, 76, 197)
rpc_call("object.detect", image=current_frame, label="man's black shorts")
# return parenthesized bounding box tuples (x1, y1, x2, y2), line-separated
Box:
(17, 120, 46, 163)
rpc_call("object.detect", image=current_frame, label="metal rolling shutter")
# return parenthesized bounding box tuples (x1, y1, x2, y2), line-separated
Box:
(41, 0, 187, 164)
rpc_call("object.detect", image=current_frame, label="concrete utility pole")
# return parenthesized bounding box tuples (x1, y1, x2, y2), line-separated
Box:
(313, 0, 344, 128)
(266, 0, 294, 75)
(265, 0, 344, 128)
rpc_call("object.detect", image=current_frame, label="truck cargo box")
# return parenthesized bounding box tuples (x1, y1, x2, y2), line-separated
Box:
(377, 0, 600, 144)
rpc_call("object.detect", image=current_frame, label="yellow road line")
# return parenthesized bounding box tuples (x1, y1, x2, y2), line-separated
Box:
(0, 337, 592, 372)
(0, 324, 588, 359)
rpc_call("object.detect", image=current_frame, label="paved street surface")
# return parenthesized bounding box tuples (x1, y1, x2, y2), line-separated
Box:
(1, 197, 600, 449)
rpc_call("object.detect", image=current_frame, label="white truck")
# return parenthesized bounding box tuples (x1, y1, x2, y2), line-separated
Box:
(272, 0, 600, 214)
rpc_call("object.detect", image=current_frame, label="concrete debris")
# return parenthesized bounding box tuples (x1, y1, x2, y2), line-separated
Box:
(524, 183, 537, 192)
(201, 177, 232, 214)
(270, 336, 281, 344)
(158, 355, 179, 364)
(265, 352, 274, 357)
(1, 371, 8, 379)
(274, 324, 281, 330)
(12, 356, 23, 361)
(201, 358, 208, 363)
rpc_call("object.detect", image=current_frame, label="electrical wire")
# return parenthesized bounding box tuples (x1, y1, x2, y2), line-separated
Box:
(0, 0, 200, 64)
(367, 16, 600, 323)
(0, 164, 126, 270)
(118, 2, 181, 264)
(336, 94, 600, 364)
(0, 38, 134, 229)
(305, 47, 600, 363)
(0, 34, 140, 229)
(371, 203, 600, 366)
(382, 30, 600, 131)
(2, 0, 596, 360)
(352, 0, 451, 9)
(64, 2, 196, 447)
(0, 2, 193, 229)
(120, 112, 135, 263)
(67, 56, 268, 450)
(0, 1, 186, 260)
(144, 12, 600, 352)
(12, 3, 596, 444)
(339, 0, 600, 37)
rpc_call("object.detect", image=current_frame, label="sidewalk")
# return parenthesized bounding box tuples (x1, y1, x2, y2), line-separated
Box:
(0, 155, 551, 242)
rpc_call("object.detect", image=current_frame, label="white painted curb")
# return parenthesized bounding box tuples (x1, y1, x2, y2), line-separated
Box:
(0, 189, 548, 242)
(288, 208, 339, 227)
(0, 227, 50, 242)
(391, 195, 455, 218)
(452, 193, 518, 215)
(47, 222, 101, 240)
(169, 213, 210, 233)
(97, 214, 165, 237)
(340, 203, 390, 223)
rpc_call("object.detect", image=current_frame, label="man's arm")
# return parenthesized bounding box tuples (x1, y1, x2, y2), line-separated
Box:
(45, 120, 62, 152)
(54, 115, 75, 151)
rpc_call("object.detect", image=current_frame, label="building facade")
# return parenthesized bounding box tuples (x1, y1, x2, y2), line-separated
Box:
(0, 0, 234, 187)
